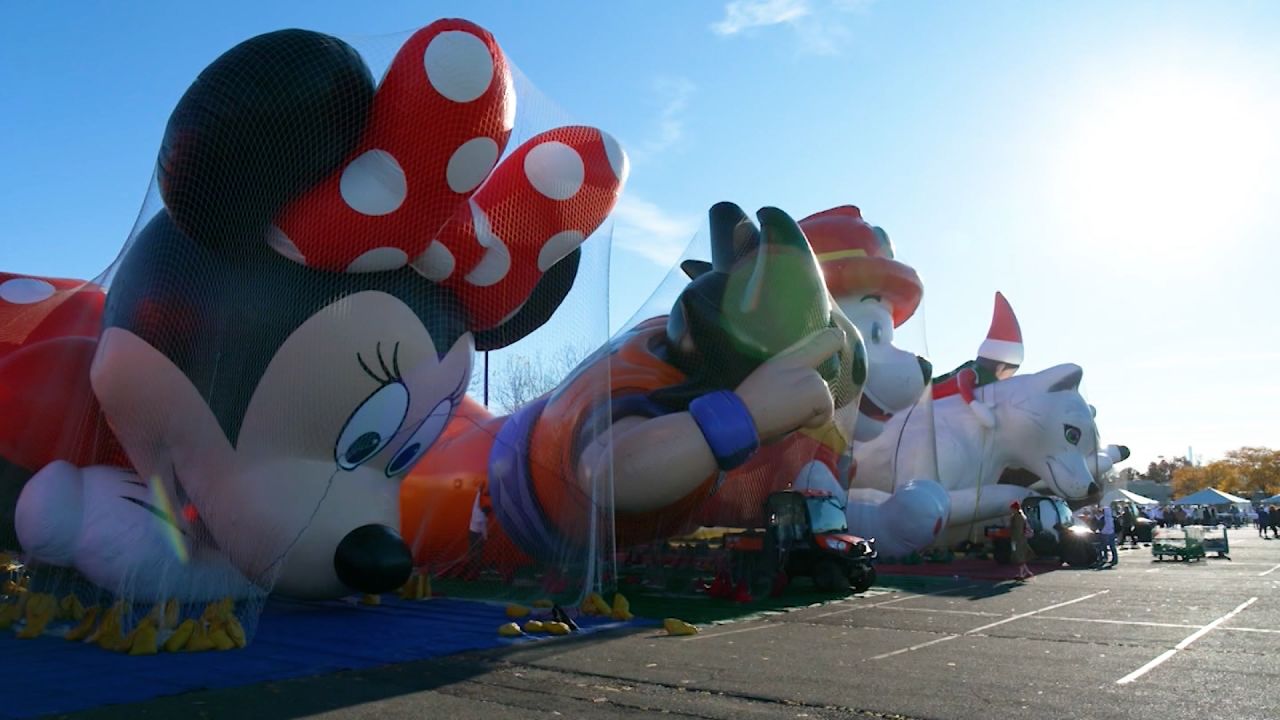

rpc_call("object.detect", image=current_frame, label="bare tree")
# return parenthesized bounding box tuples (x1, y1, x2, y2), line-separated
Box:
(492, 344, 591, 414)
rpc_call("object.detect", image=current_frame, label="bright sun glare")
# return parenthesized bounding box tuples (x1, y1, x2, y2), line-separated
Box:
(1056, 71, 1279, 261)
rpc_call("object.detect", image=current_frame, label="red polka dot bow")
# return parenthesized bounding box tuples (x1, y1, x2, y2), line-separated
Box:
(273, 19, 629, 329)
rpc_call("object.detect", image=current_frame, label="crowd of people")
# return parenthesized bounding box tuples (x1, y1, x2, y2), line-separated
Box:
(1004, 497, 1277, 582)
(1254, 504, 1280, 538)
(1141, 503, 1242, 528)
(1141, 502, 1280, 538)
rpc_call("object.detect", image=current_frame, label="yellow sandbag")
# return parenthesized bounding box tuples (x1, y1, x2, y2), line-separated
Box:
(226, 616, 247, 648)
(164, 619, 196, 652)
(65, 606, 101, 641)
(209, 626, 236, 651)
(663, 618, 699, 636)
(128, 621, 159, 655)
(185, 624, 215, 652)
(611, 593, 633, 622)
(162, 599, 180, 630)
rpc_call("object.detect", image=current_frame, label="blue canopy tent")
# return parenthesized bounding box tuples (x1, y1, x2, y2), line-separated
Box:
(1171, 487, 1250, 506)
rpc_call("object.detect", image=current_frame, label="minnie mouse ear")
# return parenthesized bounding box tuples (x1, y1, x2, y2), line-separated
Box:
(158, 29, 375, 248)
(473, 248, 580, 351)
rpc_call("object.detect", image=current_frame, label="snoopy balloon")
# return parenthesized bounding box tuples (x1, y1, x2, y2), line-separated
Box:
(0, 20, 626, 601)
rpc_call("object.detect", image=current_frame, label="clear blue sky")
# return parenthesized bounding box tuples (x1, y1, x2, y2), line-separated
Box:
(3, 1, 1278, 468)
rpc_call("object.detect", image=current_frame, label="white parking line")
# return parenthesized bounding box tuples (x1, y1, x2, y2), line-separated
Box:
(868, 634, 958, 659)
(1040, 616, 1198, 630)
(1038, 614, 1280, 634)
(811, 584, 980, 619)
(685, 622, 777, 641)
(879, 606, 1002, 618)
(867, 590, 1109, 661)
(1116, 597, 1258, 685)
(1257, 563, 1280, 577)
(962, 590, 1110, 635)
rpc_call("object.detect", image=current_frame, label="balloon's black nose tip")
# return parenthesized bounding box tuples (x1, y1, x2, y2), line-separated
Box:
(334, 524, 412, 594)
(1087, 482, 1101, 496)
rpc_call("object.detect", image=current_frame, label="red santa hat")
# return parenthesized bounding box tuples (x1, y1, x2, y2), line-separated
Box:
(977, 291, 1022, 365)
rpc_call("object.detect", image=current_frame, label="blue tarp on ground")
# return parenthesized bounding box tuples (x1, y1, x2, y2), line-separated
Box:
(0, 596, 635, 719)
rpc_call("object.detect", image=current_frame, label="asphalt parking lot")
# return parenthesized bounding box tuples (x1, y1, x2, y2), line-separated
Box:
(56, 532, 1280, 720)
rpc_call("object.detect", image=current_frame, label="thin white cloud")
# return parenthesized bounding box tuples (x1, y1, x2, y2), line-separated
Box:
(609, 194, 700, 266)
(711, 0, 874, 55)
(633, 76, 696, 162)
(711, 0, 812, 36)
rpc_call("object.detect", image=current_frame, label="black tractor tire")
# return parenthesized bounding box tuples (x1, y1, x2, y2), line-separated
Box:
(1063, 543, 1098, 568)
(850, 565, 877, 594)
(992, 541, 1012, 565)
(814, 560, 851, 593)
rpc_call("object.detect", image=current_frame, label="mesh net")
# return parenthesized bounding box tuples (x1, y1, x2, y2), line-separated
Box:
(599, 204, 936, 600)
(0, 20, 625, 651)
(0, 18, 1098, 658)
(902, 292, 1118, 558)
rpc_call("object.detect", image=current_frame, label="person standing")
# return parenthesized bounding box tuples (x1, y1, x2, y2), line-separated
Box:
(1009, 501, 1035, 582)
(1122, 506, 1138, 548)
(1099, 505, 1118, 568)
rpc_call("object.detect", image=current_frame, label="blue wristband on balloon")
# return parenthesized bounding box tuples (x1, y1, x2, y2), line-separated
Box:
(688, 390, 760, 471)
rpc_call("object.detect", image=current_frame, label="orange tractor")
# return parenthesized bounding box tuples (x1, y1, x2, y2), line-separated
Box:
(715, 489, 877, 600)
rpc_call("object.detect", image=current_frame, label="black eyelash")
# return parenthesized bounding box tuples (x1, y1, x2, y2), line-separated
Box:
(357, 342, 405, 386)
(356, 352, 385, 384)
(377, 342, 394, 380)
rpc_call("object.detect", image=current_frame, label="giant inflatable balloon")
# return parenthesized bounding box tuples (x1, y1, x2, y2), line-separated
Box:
(0, 19, 626, 613)
(402, 202, 867, 571)
(844, 290, 1123, 555)
(691, 205, 933, 529)
(854, 362, 1109, 552)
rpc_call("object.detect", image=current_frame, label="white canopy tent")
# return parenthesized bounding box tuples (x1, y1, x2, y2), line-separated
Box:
(1171, 487, 1251, 506)
(1102, 488, 1160, 506)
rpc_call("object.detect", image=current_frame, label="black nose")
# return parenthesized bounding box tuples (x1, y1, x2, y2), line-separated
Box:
(917, 355, 933, 384)
(1087, 482, 1101, 496)
(334, 524, 412, 594)
(1116, 445, 1131, 461)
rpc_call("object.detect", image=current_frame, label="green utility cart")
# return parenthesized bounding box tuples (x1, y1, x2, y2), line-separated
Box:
(1152, 526, 1207, 562)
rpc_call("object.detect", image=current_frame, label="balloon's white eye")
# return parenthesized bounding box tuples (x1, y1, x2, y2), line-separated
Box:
(385, 399, 454, 477)
(335, 383, 410, 470)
